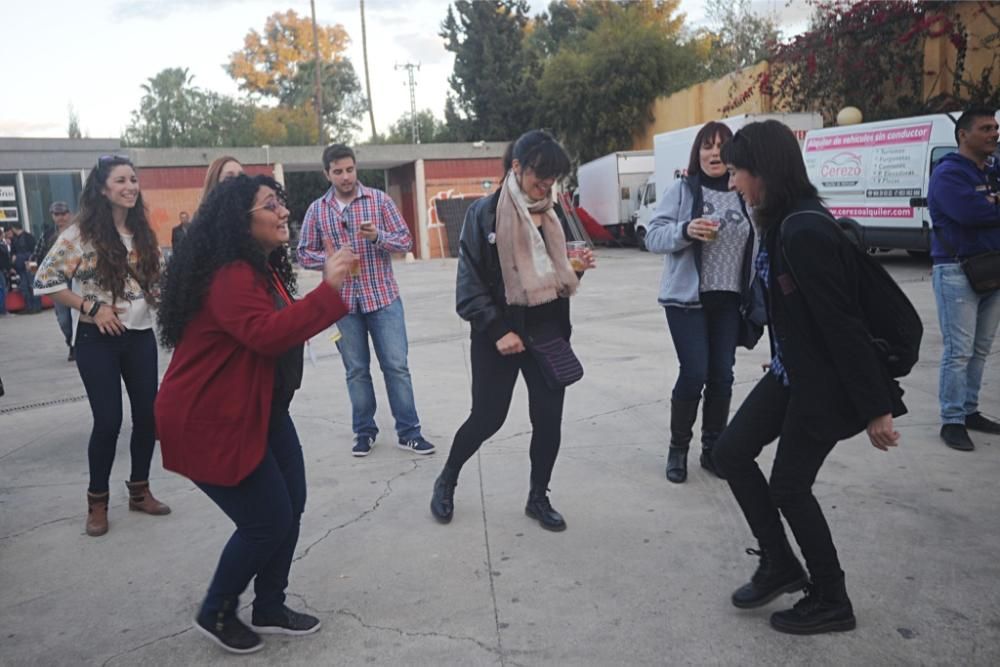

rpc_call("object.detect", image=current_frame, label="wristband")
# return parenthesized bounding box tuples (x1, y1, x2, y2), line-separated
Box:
(87, 301, 102, 318)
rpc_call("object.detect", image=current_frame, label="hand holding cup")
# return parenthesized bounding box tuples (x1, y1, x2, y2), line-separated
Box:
(322, 238, 356, 290)
(688, 217, 722, 242)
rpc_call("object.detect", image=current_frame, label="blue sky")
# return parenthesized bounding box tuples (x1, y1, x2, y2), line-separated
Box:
(1, 0, 808, 140)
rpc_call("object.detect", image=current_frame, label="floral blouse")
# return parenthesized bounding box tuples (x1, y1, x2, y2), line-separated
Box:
(33, 223, 163, 335)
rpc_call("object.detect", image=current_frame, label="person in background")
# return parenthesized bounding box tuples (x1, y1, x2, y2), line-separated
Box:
(202, 156, 244, 203)
(10, 221, 40, 313)
(712, 120, 905, 635)
(645, 121, 757, 484)
(927, 107, 1000, 451)
(155, 174, 353, 654)
(171, 211, 192, 251)
(429, 130, 595, 531)
(34, 155, 169, 537)
(0, 224, 11, 315)
(297, 144, 435, 457)
(31, 201, 76, 359)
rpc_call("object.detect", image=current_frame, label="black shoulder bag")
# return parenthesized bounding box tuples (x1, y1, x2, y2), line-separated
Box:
(932, 227, 1000, 294)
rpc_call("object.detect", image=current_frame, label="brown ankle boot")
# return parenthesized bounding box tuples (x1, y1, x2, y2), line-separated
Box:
(86, 491, 110, 537)
(125, 480, 171, 515)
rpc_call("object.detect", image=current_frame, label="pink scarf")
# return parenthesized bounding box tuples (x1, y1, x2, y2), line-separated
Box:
(495, 170, 579, 306)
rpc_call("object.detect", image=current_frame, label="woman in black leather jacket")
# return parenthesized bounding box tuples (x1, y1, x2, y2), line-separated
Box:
(429, 130, 594, 531)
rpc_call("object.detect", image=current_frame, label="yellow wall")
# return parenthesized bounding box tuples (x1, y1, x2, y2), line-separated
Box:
(923, 2, 1000, 103)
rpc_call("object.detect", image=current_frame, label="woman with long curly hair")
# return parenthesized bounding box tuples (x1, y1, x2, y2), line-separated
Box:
(155, 174, 354, 654)
(201, 155, 243, 202)
(34, 154, 169, 537)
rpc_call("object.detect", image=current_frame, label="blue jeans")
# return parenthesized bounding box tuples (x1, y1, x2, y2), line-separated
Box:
(74, 323, 158, 493)
(54, 301, 72, 347)
(197, 410, 306, 617)
(664, 291, 741, 401)
(932, 263, 1000, 424)
(336, 297, 421, 440)
(19, 269, 41, 312)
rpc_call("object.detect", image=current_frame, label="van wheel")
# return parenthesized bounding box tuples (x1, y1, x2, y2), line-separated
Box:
(636, 227, 648, 252)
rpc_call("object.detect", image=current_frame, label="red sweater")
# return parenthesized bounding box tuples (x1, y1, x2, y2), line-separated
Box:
(156, 261, 347, 486)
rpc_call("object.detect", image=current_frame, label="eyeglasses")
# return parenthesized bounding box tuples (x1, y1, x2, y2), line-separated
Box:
(51, 210, 71, 216)
(249, 198, 283, 214)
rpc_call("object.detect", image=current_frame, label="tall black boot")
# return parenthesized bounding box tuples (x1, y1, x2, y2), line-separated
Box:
(700, 394, 730, 479)
(430, 464, 460, 523)
(770, 576, 856, 635)
(731, 536, 809, 609)
(666, 398, 700, 483)
(525, 483, 566, 531)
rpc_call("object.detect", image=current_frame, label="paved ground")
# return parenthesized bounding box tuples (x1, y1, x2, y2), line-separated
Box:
(1, 248, 998, 666)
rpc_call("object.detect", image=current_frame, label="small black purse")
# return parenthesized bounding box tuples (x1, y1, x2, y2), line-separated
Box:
(524, 326, 584, 390)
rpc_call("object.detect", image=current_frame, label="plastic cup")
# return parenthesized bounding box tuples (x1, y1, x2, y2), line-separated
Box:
(703, 218, 722, 241)
(567, 241, 587, 271)
(350, 257, 361, 277)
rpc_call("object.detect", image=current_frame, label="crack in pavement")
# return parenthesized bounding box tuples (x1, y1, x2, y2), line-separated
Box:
(293, 460, 421, 563)
(477, 453, 506, 666)
(0, 514, 79, 542)
(99, 626, 193, 666)
(332, 607, 501, 658)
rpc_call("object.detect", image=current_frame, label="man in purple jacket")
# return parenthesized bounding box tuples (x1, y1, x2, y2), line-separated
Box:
(928, 107, 1000, 451)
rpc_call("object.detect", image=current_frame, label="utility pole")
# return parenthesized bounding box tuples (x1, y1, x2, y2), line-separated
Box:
(310, 0, 324, 143)
(360, 0, 377, 141)
(395, 62, 420, 144)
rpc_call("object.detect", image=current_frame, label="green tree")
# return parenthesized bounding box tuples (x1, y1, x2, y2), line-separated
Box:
(380, 109, 448, 144)
(536, 1, 699, 163)
(697, 0, 781, 78)
(68, 104, 82, 139)
(227, 9, 366, 140)
(440, 0, 541, 141)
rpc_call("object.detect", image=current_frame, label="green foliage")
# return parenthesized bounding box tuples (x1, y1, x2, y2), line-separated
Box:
(698, 0, 781, 79)
(535, 2, 700, 163)
(440, 0, 540, 141)
(377, 109, 449, 144)
(68, 105, 82, 139)
(283, 60, 367, 142)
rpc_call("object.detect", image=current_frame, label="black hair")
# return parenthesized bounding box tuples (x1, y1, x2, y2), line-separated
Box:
(10, 221, 24, 230)
(720, 120, 818, 230)
(688, 121, 733, 178)
(322, 144, 356, 171)
(511, 129, 571, 180)
(157, 174, 296, 348)
(954, 107, 998, 145)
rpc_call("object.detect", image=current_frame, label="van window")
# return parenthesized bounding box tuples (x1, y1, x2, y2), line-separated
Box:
(930, 146, 957, 175)
(644, 182, 656, 205)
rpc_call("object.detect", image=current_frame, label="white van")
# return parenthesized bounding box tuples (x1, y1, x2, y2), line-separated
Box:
(633, 112, 823, 249)
(802, 113, 967, 253)
(575, 150, 654, 240)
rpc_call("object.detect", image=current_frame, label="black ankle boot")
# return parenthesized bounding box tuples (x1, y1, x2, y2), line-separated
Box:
(770, 577, 856, 635)
(731, 541, 808, 609)
(665, 399, 700, 483)
(666, 447, 688, 483)
(700, 395, 730, 479)
(525, 484, 566, 531)
(430, 464, 459, 523)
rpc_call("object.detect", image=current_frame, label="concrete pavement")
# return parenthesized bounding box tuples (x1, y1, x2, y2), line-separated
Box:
(1, 248, 998, 666)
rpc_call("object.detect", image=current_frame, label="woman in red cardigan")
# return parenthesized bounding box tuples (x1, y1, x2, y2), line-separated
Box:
(155, 174, 353, 654)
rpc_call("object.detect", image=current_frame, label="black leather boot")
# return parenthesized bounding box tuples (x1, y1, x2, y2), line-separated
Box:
(731, 539, 809, 609)
(430, 464, 460, 523)
(700, 394, 730, 479)
(770, 576, 856, 635)
(666, 399, 700, 483)
(525, 483, 566, 531)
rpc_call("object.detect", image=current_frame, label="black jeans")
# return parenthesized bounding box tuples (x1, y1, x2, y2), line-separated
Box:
(74, 323, 158, 494)
(665, 291, 741, 402)
(712, 372, 844, 584)
(197, 410, 306, 617)
(446, 333, 566, 489)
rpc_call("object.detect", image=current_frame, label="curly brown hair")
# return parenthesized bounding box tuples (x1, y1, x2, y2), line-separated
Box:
(77, 156, 161, 304)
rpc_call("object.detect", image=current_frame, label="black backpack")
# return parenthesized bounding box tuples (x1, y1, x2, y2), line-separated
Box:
(780, 212, 923, 378)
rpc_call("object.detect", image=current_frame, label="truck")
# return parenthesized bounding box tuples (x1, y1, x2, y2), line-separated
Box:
(575, 150, 654, 241)
(801, 113, 976, 253)
(632, 112, 823, 249)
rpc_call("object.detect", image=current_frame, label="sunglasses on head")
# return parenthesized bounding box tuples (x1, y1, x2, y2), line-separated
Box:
(97, 154, 131, 167)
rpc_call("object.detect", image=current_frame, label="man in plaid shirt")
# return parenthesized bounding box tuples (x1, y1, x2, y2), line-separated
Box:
(298, 144, 435, 457)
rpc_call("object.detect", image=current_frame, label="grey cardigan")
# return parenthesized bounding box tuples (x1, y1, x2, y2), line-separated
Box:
(645, 177, 758, 308)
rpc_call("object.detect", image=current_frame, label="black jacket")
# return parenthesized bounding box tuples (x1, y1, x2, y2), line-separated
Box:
(456, 190, 573, 342)
(766, 198, 905, 441)
(11, 231, 36, 272)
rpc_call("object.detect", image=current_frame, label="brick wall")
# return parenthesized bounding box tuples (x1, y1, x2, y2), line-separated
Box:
(425, 169, 503, 258)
